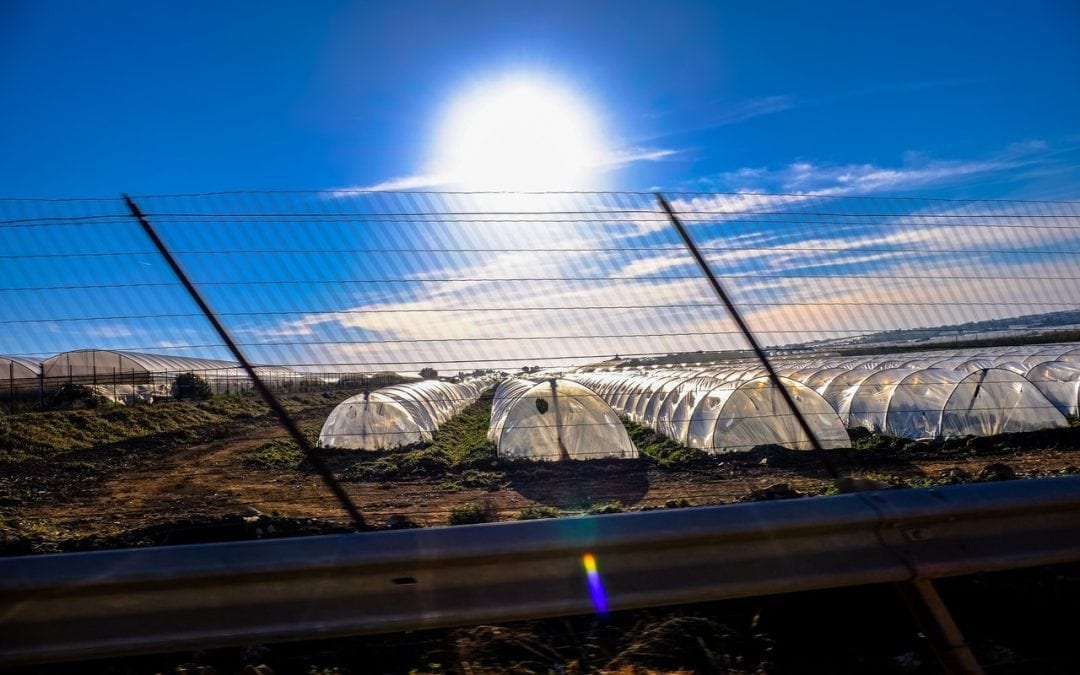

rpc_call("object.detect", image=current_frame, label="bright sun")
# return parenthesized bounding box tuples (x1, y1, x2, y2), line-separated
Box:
(432, 76, 607, 190)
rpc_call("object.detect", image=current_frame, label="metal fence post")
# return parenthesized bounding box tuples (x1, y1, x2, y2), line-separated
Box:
(654, 191, 984, 675)
(124, 194, 365, 526)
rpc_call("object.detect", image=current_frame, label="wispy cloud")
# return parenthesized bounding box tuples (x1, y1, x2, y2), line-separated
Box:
(155, 340, 191, 349)
(341, 145, 678, 192)
(597, 147, 680, 167)
(84, 324, 137, 339)
(346, 173, 450, 192)
(700, 94, 798, 128)
(782, 158, 1013, 195)
(738, 256, 1080, 346)
(254, 190, 1078, 372)
(698, 141, 1052, 197)
(643, 79, 981, 141)
(639, 94, 798, 141)
(249, 142, 1080, 371)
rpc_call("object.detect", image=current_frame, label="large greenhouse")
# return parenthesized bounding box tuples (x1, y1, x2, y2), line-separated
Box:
(567, 341, 1079, 446)
(842, 367, 1066, 439)
(487, 378, 637, 461)
(42, 349, 300, 384)
(569, 371, 850, 453)
(319, 378, 491, 450)
(38, 349, 304, 399)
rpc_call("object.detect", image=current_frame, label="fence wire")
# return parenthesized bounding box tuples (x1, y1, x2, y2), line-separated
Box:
(1, 191, 1078, 549)
(2, 191, 1077, 369)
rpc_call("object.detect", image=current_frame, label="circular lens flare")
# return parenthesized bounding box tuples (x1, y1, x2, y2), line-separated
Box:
(432, 75, 607, 190)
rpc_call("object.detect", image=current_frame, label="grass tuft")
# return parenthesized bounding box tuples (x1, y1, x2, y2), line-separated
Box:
(516, 505, 560, 520)
(588, 501, 625, 515)
(448, 501, 494, 526)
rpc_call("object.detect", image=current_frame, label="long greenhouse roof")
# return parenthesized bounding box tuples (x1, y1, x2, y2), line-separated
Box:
(40, 349, 299, 375)
(1, 355, 42, 378)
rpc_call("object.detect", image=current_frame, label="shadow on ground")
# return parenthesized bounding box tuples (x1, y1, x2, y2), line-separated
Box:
(506, 457, 650, 509)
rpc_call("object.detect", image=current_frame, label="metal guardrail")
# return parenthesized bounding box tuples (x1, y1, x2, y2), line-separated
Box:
(2, 476, 1079, 666)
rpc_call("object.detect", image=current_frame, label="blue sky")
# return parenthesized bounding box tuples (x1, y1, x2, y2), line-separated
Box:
(1, 1, 1078, 371)
(2, 0, 1078, 197)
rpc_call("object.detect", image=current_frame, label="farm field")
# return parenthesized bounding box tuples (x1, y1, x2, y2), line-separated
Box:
(6, 4, 1080, 669)
(2, 387, 1077, 556)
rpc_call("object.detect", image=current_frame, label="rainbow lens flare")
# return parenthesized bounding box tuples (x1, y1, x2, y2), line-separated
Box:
(582, 552, 608, 614)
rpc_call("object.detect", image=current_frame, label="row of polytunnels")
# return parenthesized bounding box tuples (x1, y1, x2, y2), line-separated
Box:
(319, 377, 498, 449)
(317, 343, 1078, 459)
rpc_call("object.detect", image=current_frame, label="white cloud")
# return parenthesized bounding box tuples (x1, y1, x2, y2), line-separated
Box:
(84, 325, 136, 339)
(155, 340, 192, 349)
(597, 147, 679, 167)
(334, 173, 449, 193)
(713, 95, 797, 126)
(259, 192, 1079, 371)
(260, 144, 1077, 371)
(786, 159, 1012, 194)
(645, 94, 798, 134)
(338, 145, 677, 193)
(699, 142, 1053, 198)
(614, 249, 691, 278)
(737, 256, 1080, 346)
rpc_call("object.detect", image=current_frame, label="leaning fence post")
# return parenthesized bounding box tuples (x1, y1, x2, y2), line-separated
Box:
(654, 191, 984, 675)
(655, 192, 829, 459)
(124, 193, 366, 527)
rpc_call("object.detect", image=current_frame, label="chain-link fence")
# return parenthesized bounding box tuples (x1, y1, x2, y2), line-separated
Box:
(1, 190, 1078, 549)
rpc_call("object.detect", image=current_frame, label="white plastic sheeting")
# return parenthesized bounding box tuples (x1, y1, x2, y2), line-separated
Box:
(42, 350, 243, 379)
(87, 384, 171, 406)
(40, 349, 302, 395)
(1, 356, 40, 380)
(1024, 362, 1080, 416)
(320, 379, 489, 450)
(840, 368, 918, 435)
(565, 341, 1080, 443)
(684, 377, 850, 452)
(487, 378, 637, 461)
(940, 369, 1065, 437)
(616, 341, 1079, 440)
(842, 368, 1066, 439)
(570, 371, 850, 453)
(818, 369, 881, 425)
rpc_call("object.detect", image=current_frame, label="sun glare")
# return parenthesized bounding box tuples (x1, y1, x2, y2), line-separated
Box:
(432, 76, 607, 190)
